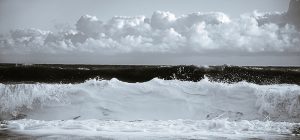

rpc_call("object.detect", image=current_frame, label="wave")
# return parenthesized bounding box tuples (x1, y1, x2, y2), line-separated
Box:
(1, 78, 299, 122)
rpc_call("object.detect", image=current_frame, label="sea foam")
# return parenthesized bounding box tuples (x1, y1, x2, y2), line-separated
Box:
(1, 78, 299, 122)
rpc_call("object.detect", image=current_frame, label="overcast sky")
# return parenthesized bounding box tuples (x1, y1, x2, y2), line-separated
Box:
(0, 0, 290, 33)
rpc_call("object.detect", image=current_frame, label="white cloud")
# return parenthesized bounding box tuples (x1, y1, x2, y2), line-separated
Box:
(0, 11, 299, 64)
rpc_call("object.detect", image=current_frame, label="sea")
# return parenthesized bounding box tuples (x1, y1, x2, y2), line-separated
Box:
(0, 64, 300, 140)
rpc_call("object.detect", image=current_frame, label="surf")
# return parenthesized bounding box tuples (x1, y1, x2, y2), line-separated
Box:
(1, 77, 299, 122)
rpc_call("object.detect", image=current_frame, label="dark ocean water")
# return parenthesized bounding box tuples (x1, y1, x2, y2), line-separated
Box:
(0, 63, 300, 85)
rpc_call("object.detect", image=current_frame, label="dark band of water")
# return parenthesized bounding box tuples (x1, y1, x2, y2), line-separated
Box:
(0, 64, 299, 85)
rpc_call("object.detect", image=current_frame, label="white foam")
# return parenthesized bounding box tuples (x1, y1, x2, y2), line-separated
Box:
(5, 119, 298, 139)
(1, 78, 300, 138)
(0, 78, 299, 122)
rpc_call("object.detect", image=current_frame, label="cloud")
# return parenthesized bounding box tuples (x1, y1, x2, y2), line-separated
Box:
(0, 10, 299, 64)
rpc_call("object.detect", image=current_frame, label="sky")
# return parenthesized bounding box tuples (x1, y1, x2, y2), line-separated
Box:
(0, 0, 299, 65)
(0, 0, 289, 33)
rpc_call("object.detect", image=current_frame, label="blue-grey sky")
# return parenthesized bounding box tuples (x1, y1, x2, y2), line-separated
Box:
(0, 0, 290, 33)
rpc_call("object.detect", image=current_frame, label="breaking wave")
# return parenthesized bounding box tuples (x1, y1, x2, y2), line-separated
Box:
(1, 78, 300, 138)
(1, 78, 299, 122)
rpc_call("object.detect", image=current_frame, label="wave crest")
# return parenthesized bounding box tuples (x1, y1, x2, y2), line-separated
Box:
(1, 78, 299, 122)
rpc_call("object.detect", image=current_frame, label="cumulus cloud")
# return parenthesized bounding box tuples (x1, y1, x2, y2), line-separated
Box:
(0, 6, 300, 64)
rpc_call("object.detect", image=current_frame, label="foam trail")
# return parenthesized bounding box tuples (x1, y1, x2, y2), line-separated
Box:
(6, 119, 298, 139)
